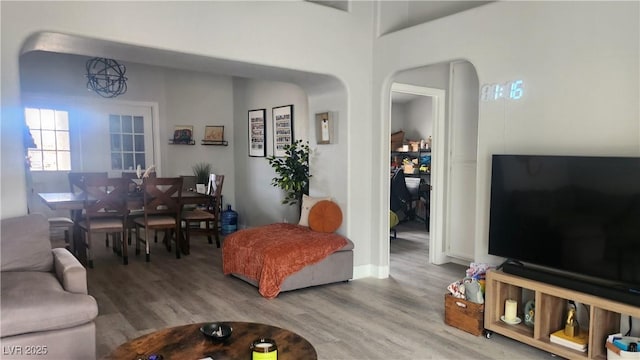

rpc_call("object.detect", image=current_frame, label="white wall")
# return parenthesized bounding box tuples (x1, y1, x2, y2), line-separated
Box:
(390, 98, 432, 143)
(19, 51, 238, 209)
(232, 78, 309, 227)
(390, 102, 406, 134)
(405, 97, 432, 142)
(373, 1, 640, 268)
(1, 1, 373, 272)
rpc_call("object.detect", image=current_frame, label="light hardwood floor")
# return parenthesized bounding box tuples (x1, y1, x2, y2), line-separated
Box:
(83, 222, 553, 359)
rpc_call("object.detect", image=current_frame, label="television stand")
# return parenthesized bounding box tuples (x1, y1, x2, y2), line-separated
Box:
(485, 270, 640, 359)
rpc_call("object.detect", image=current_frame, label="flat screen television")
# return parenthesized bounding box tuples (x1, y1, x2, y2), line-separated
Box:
(488, 154, 640, 306)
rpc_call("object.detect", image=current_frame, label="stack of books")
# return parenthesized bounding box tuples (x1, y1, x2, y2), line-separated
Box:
(550, 329, 588, 352)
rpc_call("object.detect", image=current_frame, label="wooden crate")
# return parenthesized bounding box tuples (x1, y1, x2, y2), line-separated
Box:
(444, 293, 485, 336)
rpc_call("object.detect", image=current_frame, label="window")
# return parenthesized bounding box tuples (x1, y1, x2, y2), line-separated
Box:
(109, 114, 146, 170)
(25, 108, 71, 171)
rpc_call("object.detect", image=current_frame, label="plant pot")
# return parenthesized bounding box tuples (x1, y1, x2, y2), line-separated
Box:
(195, 184, 206, 194)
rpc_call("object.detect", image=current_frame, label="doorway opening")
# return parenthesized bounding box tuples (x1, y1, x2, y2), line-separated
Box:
(388, 60, 480, 276)
(390, 83, 446, 273)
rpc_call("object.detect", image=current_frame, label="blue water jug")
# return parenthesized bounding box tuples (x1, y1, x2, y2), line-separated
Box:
(221, 204, 238, 235)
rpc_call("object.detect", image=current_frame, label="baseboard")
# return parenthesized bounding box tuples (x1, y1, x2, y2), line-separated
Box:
(353, 264, 388, 279)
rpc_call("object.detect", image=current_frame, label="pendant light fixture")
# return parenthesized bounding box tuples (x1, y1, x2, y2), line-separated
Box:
(86, 57, 127, 98)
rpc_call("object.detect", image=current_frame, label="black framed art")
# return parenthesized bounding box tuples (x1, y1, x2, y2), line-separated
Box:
(248, 109, 266, 157)
(272, 105, 294, 157)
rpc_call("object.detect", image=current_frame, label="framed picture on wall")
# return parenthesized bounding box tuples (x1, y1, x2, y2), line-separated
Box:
(248, 109, 266, 157)
(171, 125, 194, 144)
(315, 111, 333, 144)
(272, 105, 294, 157)
(204, 125, 224, 142)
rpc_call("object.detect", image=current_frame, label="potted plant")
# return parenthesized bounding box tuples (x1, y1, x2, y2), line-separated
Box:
(266, 140, 311, 214)
(192, 162, 211, 193)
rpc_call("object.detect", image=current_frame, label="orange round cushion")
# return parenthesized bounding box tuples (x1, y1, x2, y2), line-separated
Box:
(308, 200, 343, 233)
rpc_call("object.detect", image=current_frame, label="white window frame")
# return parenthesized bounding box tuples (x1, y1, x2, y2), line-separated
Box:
(25, 107, 71, 172)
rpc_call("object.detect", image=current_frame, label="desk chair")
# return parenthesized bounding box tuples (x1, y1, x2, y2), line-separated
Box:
(390, 168, 414, 222)
(182, 175, 224, 253)
(134, 177, 183, 262)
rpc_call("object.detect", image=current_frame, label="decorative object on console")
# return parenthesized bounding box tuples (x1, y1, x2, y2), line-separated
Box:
(564, 303, 580, 338)
(85, 57, 127, 98)
(266, 140, 311, 214)
(504, 299, 518, 323)
(524, 299, 535, 327)
(272, 105, 294, 157)
(202, 125, 228, 146)
(550, 328, 588, 352)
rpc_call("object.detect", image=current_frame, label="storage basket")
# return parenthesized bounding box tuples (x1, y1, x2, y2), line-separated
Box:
(444, 293, 485, 336)
(606, 337, 640, 359)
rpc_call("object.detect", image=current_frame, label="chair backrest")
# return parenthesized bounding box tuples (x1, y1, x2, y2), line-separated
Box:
(83, 177, 129, 220)
(68, 172, 108, 195)
(121, 172, 138, 181)
(211, 175, 225, 216)
(390, 168, 412, 212)
(142, 177, 183, 217)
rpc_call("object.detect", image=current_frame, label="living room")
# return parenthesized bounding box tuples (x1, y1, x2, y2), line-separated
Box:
(1, 1, 638, 358)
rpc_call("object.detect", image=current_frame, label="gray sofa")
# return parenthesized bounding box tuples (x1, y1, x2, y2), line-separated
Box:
(1, 214, 98, 360)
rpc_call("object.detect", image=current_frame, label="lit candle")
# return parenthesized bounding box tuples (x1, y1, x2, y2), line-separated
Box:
(505, 299, 517, 322)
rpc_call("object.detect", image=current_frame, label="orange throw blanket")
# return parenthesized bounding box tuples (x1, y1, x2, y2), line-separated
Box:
(222, 223, 348, 299)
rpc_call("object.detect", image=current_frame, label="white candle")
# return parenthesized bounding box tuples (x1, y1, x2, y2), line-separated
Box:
(505, 299, 518, 321)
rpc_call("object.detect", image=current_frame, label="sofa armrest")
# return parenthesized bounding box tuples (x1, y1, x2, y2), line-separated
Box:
(52, 248, 88, 294)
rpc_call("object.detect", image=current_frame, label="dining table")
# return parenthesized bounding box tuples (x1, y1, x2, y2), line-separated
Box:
(38, 190, 215, 264)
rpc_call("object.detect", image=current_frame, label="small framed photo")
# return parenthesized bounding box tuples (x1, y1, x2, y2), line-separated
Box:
(316, 112, 333, 145)
(272, 105, 294, 157)
(172, 125, 194, 144)
(248, 109, 266, 157)
(203, 126, 224, 143)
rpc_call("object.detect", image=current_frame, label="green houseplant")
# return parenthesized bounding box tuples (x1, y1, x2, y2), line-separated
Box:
(192, 162, 212, 185)
(267, 140, 311, 212)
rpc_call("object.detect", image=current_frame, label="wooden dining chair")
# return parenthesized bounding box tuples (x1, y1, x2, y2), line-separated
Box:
(77, 177, 129, 267)
(182, 175, 225, 253)
(134, 177, 183, 262)
(68, 172, 108, 195)
(46, 172, 109, 254)
(121, 171, 145, 245)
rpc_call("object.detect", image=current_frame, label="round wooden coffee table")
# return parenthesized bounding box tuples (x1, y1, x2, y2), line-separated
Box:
(105, 321, 317, 360)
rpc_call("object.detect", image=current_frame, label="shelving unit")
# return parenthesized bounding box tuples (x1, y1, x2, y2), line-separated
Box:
(485, 270, 640, 360)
